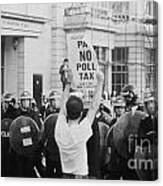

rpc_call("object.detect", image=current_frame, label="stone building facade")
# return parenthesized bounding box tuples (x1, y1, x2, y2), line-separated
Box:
(1, 1, 158, 106)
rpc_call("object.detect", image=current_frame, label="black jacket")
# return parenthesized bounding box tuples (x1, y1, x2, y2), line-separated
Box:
(138, 115, 158, 146)
(17, 108, 42, 130)
(41, 113, 60, 162)
(1, 105, 19, 120)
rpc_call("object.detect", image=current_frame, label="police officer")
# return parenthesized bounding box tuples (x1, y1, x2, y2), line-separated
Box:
(110, 96, 126, 126)
(1, 93, 19, 120)
(137, 90, 158, 180)
(18, 91, 43, 130)
(139, 90, 158, 142)
(40, 94, 48, 120)
(41, 113, 62, 178)
(1, 93, 19, 177)
(121, 84, 138, 112)
(9, 116, 44, 177)
(9, 91, 45, 177)
(45, 90, 60, 118)
(31, 98, 39, 112)
(102, 97, 126, 179)
(105, 85, 146, 180)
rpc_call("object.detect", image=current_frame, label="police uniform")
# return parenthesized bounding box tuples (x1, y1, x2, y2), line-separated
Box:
(137, 91, 158, 180)
(110, 96, 126, 127)
(104, 95, 127, 179)
(138, 116, 158, 146)
(41, 113, 62, 178)
(137, 115, 158, 180)
(17, 91, 43, 130)
(104, 95, 146, 180)
(104, 126, 124, 180)
(17, 108, 42, 131)
(138, 90, 158, 146)
(45, 90, 60, 118)
(45, 105, 59, 118)
(9, 116, 43, 177)
(1, 118, 13, 177)
(97, 103, 112, 127)
(1, 93, 19, 177)
(9, 91, 45, 177)
(1, 93, 19, 120)
(79, 109, 101, 179)
(121, 84, 138, 112)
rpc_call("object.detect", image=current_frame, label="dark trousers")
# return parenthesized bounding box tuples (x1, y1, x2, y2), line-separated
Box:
(1, 151, 12, 177)
(10, 154, 36, 177)
(45, 158, 62, 178)
(9, 149, 45, 178)
(105, 153, 139, 180)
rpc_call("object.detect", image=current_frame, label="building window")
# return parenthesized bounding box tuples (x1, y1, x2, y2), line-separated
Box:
(101, 47, 106, 62)
(112, 47, 129, 94)
(93, 46, 99, 60)
(112, 47, 128, 63)
(146, 1, 152, 15)
(93, 46, 108, 62)
(145, 48, 157, 89)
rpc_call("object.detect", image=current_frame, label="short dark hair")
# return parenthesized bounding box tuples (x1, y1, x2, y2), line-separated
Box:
(64, 58, 69, 62)
(66, 95, 83, 120)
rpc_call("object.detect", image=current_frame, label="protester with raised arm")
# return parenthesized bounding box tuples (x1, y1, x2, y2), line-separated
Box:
(55, 69, 104, 179)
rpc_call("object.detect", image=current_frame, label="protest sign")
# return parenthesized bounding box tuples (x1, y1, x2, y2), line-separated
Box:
(67, 33, 99, 107)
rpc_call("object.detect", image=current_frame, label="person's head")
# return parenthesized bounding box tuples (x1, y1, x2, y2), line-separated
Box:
(121, 85, 137, 108)
(2, 93, 14, 111)
(31, 98, 38, 110)
(66, 95, 84, 120)
(19, 91, 32, 110)
(11, 98, 16, 106)
(144, 90, 157, 116)
(48, 90, 60, 108)
(100, 102, 111, 116)
(63, 58, 69, 66)
(114, 96, 126, 117)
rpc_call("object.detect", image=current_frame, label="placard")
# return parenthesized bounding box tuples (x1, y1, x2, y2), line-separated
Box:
(67, 33, 99, 107)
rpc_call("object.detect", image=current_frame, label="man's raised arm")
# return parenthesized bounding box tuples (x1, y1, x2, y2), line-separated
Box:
(86, 71, 104, 124)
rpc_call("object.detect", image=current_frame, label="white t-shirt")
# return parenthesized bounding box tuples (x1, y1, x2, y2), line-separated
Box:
(55, 114, 92, 175)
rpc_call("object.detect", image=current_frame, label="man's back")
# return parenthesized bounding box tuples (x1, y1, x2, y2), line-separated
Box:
(55, 114, 92, 175)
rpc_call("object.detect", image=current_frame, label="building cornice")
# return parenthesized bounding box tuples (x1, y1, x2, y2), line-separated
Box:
(1, 10, 49, 24)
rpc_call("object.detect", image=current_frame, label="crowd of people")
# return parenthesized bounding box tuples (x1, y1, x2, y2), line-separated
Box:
(1, 69, 158, 180)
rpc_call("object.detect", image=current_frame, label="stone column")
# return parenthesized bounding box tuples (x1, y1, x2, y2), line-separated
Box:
(17, 37, 25, 98)
(107, 47, 112, 97)
(51, 4, 67, 93)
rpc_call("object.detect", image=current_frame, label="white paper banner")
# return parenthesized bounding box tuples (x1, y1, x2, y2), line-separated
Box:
(67, 33, 99, 107)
